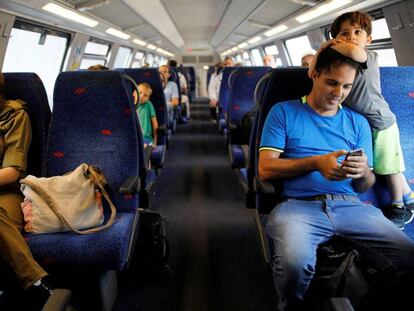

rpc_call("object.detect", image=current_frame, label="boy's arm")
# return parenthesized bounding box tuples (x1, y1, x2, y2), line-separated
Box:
(151, 116, 158, 146)
(331, 42, 367, 63)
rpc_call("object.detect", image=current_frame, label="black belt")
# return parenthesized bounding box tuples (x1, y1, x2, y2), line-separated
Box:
(287, 194, 359, 201)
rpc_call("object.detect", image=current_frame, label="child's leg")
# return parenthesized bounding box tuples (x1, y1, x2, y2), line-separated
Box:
(385, 173, 404, 203)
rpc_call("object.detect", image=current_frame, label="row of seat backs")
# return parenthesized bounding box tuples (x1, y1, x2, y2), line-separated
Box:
(5, 71, 141, 271)
(251, 67, 414, 239)
(227, 66, 271, 145)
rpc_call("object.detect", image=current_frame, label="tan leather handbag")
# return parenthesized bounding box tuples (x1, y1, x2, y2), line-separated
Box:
(20, 163, 116, 234)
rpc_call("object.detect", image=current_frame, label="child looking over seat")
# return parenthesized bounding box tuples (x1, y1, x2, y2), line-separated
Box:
(136, 83, 158, 148)
(309, 11, 414, 229)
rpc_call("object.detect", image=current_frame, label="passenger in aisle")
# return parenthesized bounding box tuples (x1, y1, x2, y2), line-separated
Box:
(159, 65, 179, 129)
(136, 83, 158, 148)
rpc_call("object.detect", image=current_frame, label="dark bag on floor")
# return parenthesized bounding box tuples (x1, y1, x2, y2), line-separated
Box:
(135, 209, 172, 280)
(305, 237, 394, 310)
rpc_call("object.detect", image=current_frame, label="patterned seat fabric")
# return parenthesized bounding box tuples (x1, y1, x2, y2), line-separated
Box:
(4, 73, 51, 177)
(26, 71, 140, 270)
(227, 67, 271, 168)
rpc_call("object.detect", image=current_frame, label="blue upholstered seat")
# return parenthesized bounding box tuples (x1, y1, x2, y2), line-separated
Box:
(217, 67, 238, 134)
(25, 71, 140, 271)
(357, 67, 414, 239)
(226, 67, 271, 168)
(4, 73, 51, 177)
(121, 68, 168, 169)
(182, 66, 196, 102)
(247, 68, 312, 211)
(253, 67, 414, 240)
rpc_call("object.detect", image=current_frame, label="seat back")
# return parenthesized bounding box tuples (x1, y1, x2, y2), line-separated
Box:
(121, 68, 168, 147)
(253, 68, 312, 213)
(227, 66, 271, 145)
(45, 71, 140, 213)
(217, 67, 238, 126)
(358, 67, 414, 237)
(4, 73, 51, 177)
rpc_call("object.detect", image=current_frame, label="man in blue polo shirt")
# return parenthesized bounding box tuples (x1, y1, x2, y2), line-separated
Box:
(258, 46, 414, 310)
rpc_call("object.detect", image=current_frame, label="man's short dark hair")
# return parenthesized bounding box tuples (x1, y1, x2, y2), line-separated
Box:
(168, 60, 177, 67)
(314, 47, 360, 75)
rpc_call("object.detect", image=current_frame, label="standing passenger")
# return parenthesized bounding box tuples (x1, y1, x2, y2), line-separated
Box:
(310, 11, 414, 229)
(0, 72, 54, 308)
(208, 57, 234, 121)
(159, 65, 179, 128)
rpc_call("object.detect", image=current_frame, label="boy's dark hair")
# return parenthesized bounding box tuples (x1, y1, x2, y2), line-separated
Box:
(315, 47, 360, 75)
(330, 11, 372, 38)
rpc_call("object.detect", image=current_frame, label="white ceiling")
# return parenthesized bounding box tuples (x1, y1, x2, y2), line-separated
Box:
(0, 0, 393, 56)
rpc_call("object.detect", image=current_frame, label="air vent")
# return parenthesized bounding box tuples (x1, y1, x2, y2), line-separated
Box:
(182, 56, 197, 63)
(198, 56, 214, 63)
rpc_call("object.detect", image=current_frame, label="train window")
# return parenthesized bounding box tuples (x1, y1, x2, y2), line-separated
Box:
(285, 35, 313, 66)
(264, 45, 279, 56)
(131, 51, 145, 68)
(113, 46, 132, 69)
(369, 17, 397, 66)
(145, 53, 154, 66)
(84, 41, 110, 55)
(80, 39, 110, 69)
(159, 57, 167, 65)
(251, 48, 263, 66)
(153, 55, 160, 67)
(242, 52, 253, 66)
(235, 54, 242, 64)
(2, 20, 70, 105)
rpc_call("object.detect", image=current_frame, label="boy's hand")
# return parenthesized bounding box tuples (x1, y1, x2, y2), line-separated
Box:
(308, 39, 347, 78)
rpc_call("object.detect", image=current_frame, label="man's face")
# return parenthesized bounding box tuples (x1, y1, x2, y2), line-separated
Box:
(310, 63, 356, 115)
(301, 55, 314, 67)
(224, 59, 233, 67)
(159, 66, 170, 80)
(335, 20, 372, 48)
(138, 85, 151, 104)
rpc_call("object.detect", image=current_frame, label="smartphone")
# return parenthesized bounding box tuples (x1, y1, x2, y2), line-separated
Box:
(345, 148, 363, 161)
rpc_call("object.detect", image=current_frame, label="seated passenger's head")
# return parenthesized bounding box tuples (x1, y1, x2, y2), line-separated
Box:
(168, 60, 178, 67)
(138, 83, 152, 104)
(309, 47, 361, 111)
(223, 57, 234, 67)
(301, 52, 315, 67)
(159, 65, 171, 80)
(263, 55, 273, 67)
(87, 64, 109, 71)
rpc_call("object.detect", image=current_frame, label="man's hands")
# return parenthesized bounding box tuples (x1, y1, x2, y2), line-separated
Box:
(317, 149, 370, 181)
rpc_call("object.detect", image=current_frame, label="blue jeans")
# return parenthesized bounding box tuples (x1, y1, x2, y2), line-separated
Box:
(265, 197, 414, 310)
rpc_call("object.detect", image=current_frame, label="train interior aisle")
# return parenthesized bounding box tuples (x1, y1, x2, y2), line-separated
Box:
(114, 99, 277, 311)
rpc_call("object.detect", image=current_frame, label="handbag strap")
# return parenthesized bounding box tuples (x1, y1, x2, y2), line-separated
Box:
(21, 165, 117, 234)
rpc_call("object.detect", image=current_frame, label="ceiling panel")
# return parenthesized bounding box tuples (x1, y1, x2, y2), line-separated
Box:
(162, 0, 229, 45)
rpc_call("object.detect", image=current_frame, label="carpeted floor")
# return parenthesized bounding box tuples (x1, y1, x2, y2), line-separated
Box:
(114, 99, 277, 311)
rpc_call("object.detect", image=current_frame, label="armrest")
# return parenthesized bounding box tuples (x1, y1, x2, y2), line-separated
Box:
(254, 177, 276, 194)
(119, 176, 141, 194)
(42, 289, 72, 311)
